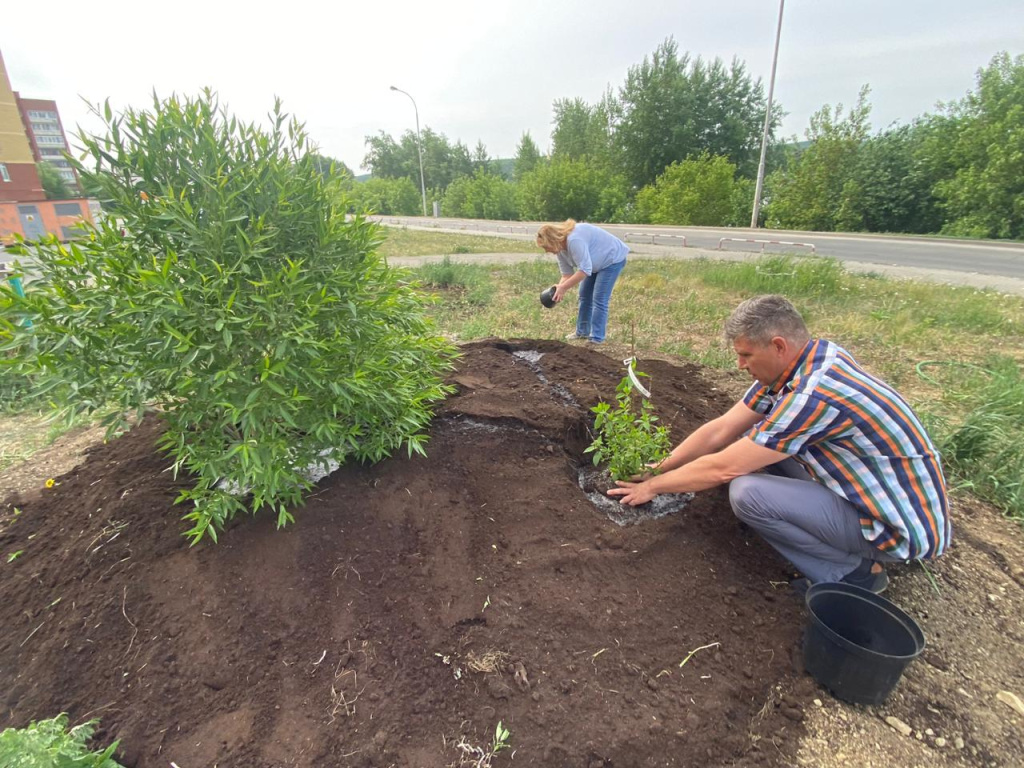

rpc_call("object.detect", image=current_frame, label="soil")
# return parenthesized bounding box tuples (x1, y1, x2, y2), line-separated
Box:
(1, 339, 1023, 768)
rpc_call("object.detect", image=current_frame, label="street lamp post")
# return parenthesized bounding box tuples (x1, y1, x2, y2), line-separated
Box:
(390, 85, 428, 217)
(751, 0, 785, 229)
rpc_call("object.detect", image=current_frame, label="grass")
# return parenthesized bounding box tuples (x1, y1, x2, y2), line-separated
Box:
(415, 256, 497, 307)
(375, 227, 537, 259)
(407, 252, 1024, 521)
(921, 356, 1024, 516)
(0, 408, 98, 473)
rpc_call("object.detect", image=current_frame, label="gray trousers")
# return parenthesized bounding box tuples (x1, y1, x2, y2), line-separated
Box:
(729, 458, 901, 583)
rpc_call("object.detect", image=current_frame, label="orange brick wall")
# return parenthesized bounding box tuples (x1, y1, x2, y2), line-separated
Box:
(0, 198, 95, 244)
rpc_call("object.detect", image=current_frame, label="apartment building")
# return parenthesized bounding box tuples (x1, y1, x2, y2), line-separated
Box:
(0, 49, 92, 242)
(0, 49, 44, 203)
(17, 96, 80, 192)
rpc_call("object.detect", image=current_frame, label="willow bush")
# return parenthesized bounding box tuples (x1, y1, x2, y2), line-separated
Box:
(1, 91, 456, 542)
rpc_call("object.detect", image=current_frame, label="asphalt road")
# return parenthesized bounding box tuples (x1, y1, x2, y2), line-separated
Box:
(377, 215, 1024, 283)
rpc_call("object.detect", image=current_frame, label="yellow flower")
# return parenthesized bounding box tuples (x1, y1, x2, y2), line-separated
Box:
(44, 478, 55, 488)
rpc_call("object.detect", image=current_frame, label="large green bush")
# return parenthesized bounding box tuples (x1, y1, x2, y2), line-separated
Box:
(517, 157, 629, 223)
(634, 153, 741, 226)
(442, 170, 518, 220)
(1, 91, 456, 542)
(347, 175, 421, 215)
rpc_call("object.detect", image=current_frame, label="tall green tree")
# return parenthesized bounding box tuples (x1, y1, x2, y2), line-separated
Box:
(853, 122, 944, 234)
(363, 128, 473, 193)
(551, 98, 593, 160)
(37, 162, 72, 199)
(551, 94, 617, 168)
(614, 38, 776, 187)
(513, 131, 543, 180)
(764, 86, 872, 231)
(932, 52, 1024, 239)
(362, 131, 404, 178)
(472, 139, 492, 174)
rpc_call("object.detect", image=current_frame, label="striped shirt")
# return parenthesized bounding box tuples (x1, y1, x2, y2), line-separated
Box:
(742, 339, 950, 560)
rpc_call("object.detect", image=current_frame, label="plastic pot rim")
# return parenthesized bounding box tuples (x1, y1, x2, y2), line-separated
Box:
(805, 581, 926, 662)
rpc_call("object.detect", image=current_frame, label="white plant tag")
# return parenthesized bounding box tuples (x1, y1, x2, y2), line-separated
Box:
(622, 357, 651, 398)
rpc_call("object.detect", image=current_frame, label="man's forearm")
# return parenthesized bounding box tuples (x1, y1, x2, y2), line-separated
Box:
(648, 453, 739, 495)
(658, 419, 741, 473)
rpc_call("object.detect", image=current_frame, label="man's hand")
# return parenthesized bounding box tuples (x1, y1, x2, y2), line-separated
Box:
(628, 461, 664, 481)
(607, 480, 657, 506)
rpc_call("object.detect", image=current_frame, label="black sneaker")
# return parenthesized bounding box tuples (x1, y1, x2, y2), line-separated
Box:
(840, 560, 889, 594)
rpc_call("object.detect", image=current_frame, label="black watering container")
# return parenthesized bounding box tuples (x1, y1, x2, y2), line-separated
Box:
(540, 285, 557, 308)
(803, 582, 925, 705)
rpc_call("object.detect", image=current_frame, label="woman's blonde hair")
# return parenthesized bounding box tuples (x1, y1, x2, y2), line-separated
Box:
(536, 219, 577, 252)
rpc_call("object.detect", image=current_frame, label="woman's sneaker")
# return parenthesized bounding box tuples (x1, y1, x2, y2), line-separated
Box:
(565, 332, 585, 341)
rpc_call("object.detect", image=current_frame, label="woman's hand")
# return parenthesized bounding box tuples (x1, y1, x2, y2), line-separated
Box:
(553, 285, 567, 303)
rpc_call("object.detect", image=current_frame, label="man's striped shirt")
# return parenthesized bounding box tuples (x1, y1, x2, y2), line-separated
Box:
(742, 339, 950, 560)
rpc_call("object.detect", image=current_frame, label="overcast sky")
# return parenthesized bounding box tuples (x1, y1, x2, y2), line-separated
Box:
(3, 1, 1021, 174)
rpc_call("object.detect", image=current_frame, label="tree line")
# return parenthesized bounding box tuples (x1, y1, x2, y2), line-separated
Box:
(342, 40, 1023, 239)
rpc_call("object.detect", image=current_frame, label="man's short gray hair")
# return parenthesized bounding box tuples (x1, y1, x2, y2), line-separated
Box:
(724, 295, 810, 346)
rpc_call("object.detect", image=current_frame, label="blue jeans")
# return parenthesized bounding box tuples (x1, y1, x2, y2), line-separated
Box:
(576, 258, 626, 343)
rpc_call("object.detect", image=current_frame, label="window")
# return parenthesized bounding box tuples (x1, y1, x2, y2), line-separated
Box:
(0, 163, 10, 182)
(37, 136, 65, 145)
(61, 226, 78, 240)
(55, 203, 82, 216)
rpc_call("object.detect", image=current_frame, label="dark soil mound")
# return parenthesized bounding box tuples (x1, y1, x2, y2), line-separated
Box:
(1, 339, 815, 767)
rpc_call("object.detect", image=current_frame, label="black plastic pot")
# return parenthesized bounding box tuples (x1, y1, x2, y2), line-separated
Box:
(540, 285, 557, 308)
(803, 582, 925, 705)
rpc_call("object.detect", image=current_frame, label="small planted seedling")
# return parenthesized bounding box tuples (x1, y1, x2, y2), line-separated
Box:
(585, 366, 671, 483)
(455, 721, 511, 767)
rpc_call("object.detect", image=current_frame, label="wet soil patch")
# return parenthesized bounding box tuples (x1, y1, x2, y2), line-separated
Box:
(1, 339, 814, 767)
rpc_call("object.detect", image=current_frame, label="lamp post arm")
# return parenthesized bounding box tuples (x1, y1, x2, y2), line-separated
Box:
(391, 86, 429, 217)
